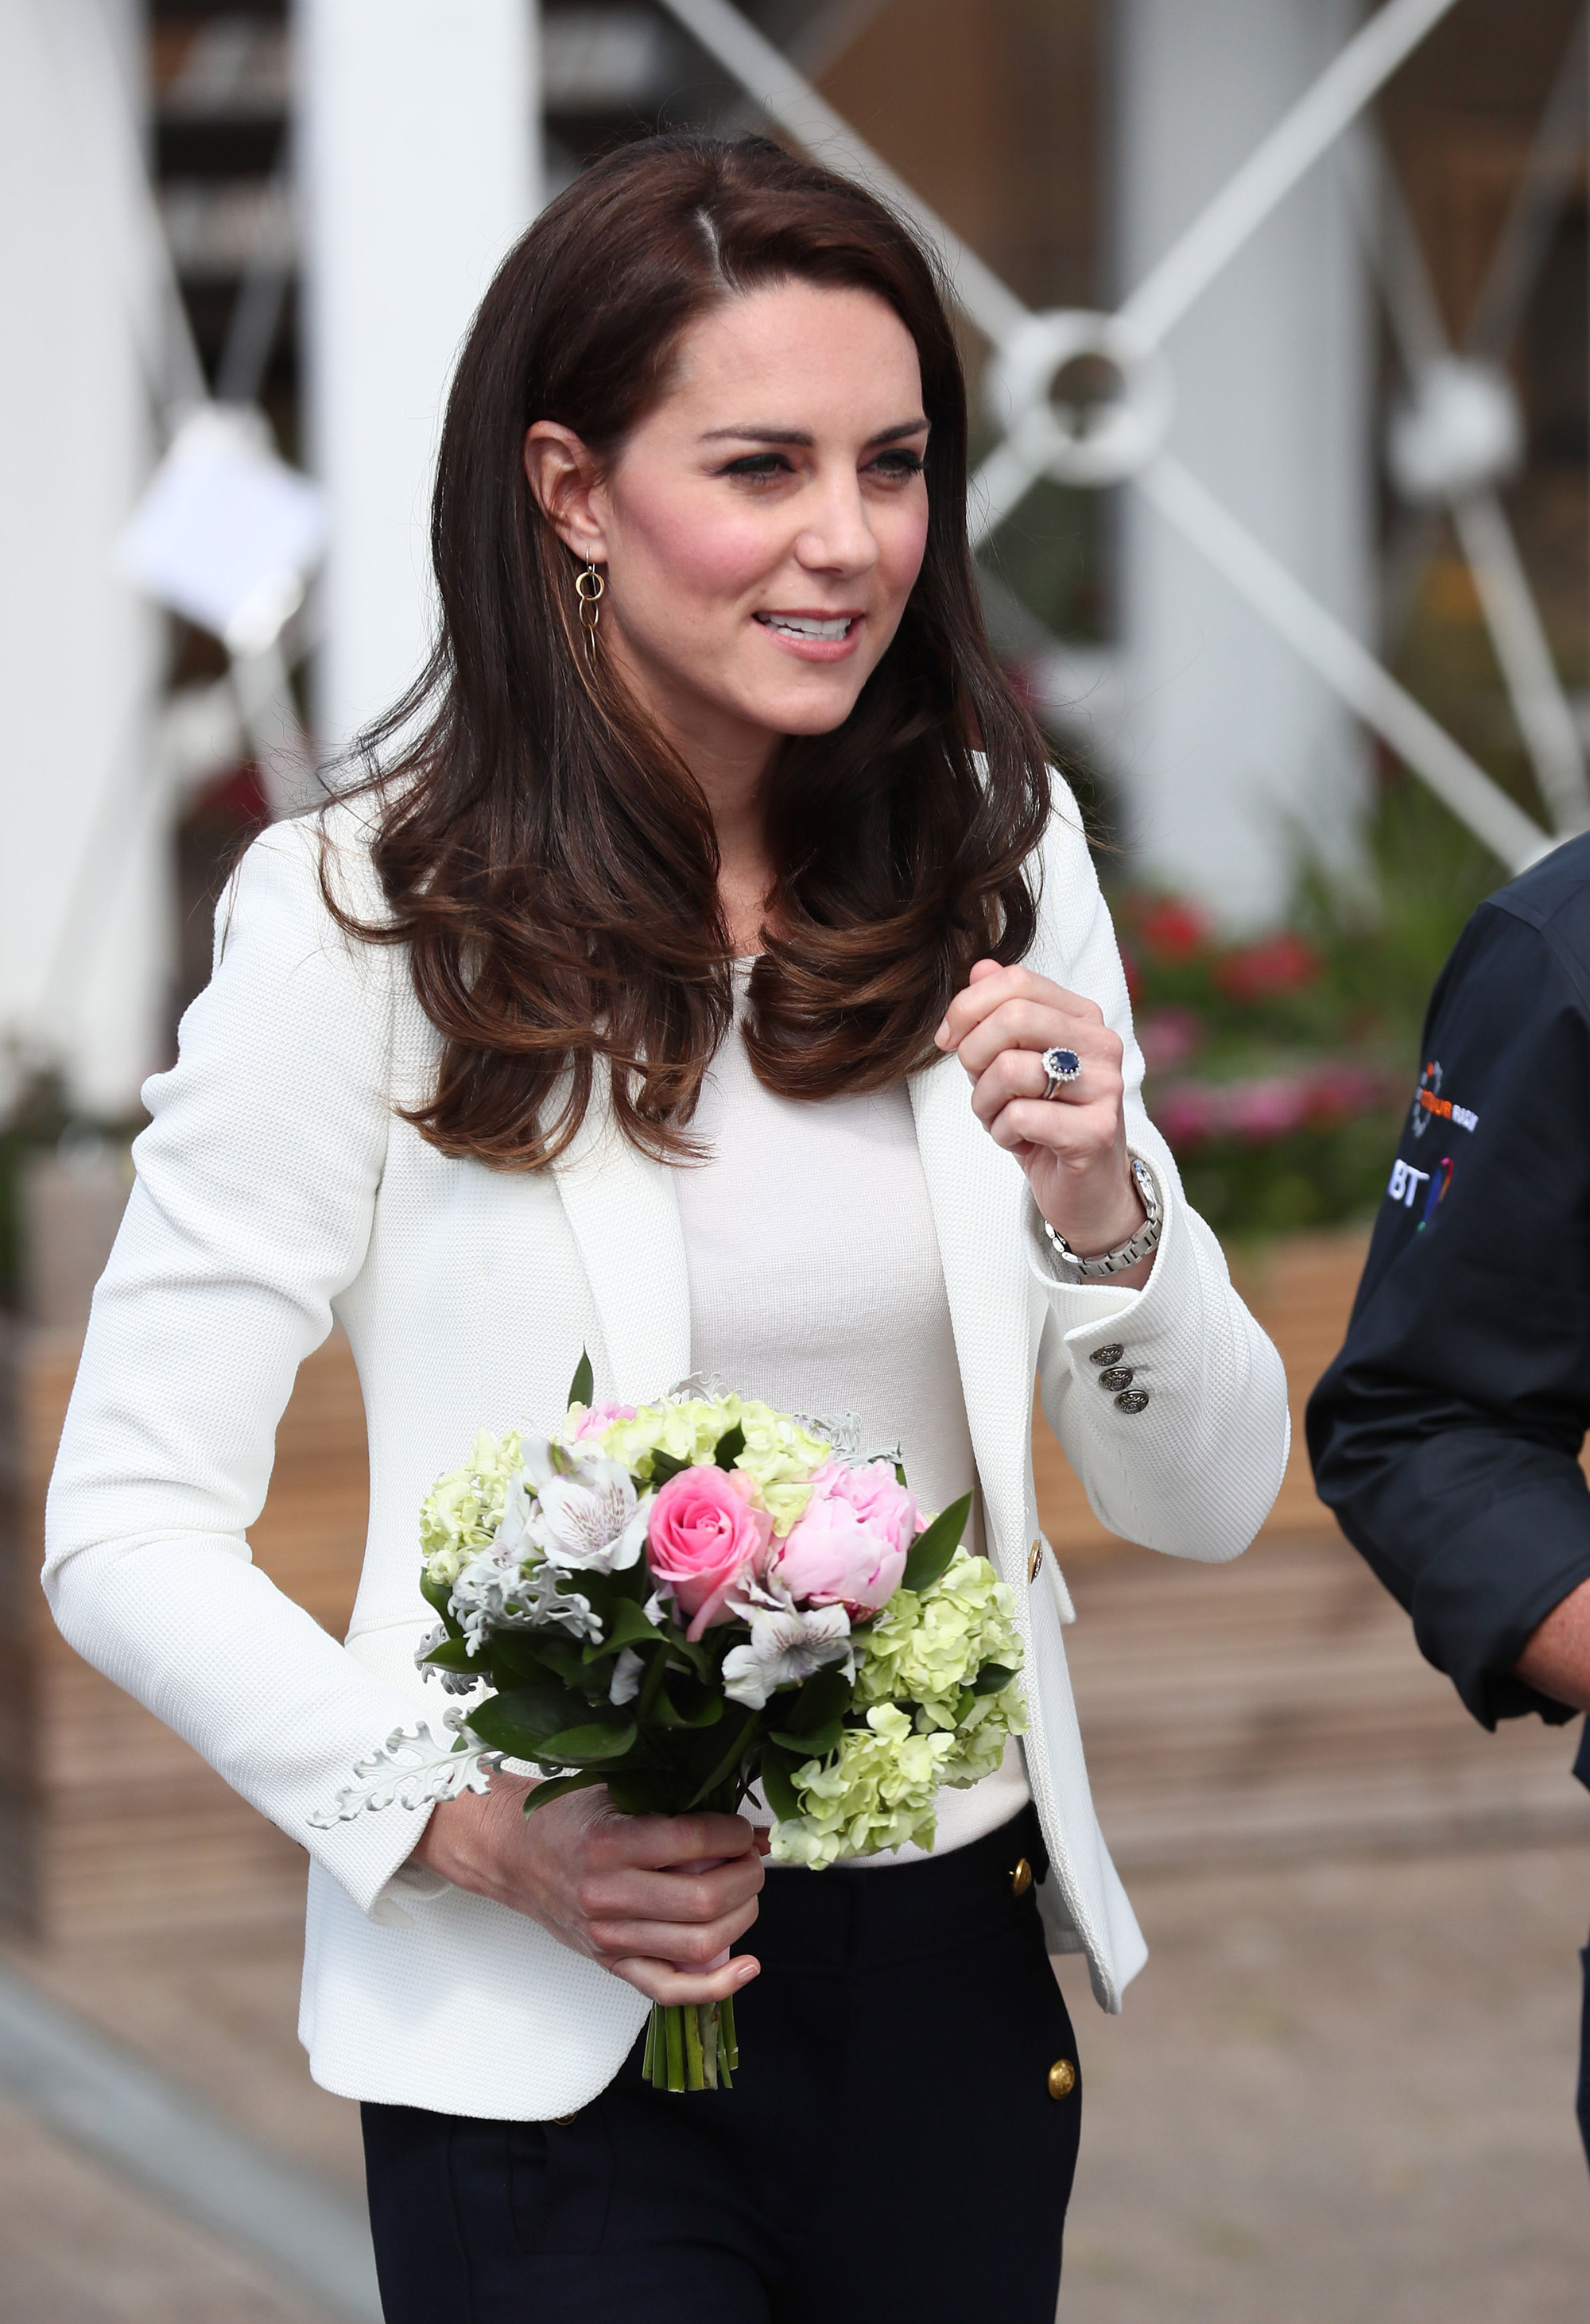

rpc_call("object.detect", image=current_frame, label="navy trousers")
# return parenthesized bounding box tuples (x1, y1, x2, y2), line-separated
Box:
(1579, 1931, 1590, 2171)
(363, 1807, 1081, 2323)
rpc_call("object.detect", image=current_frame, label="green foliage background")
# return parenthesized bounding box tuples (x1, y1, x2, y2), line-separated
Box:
(1115, 780, 1501, 1238)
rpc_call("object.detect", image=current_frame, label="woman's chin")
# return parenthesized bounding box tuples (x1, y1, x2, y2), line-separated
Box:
(743, 680, 868, 740)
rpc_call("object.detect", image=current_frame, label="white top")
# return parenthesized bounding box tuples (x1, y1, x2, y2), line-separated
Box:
(674, 966, 1030, 1864)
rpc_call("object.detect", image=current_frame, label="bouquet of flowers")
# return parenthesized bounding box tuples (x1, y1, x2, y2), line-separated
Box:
(313, 1358, 1026, 2094)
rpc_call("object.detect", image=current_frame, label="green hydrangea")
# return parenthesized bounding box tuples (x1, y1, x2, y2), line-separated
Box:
(939, 1677, 1028, 1788)
(597, 1396, 832, 1535)
(851, 1546, 1028, 1784)
(419, 1427, 522, 1585)
(770, 1705, 956, 1869)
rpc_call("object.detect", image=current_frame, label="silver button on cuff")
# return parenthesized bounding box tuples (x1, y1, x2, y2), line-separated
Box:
(1088, 1343, 1124, 1367)
(1098, 1365, 1134, 1392)
(1115, 1389, 1150, 1414)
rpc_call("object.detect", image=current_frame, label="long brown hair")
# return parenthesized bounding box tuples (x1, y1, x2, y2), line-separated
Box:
(327, 133, 1053, 1167)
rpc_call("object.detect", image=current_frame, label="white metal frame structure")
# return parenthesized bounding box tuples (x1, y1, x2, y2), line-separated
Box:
(658, 0, 1577, 877)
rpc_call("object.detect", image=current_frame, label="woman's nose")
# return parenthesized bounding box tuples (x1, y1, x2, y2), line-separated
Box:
(793, 480, 880, 575)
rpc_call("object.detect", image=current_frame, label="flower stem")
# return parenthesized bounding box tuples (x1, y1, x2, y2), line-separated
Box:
(665, 2003, 685, 2094)
(720, 1991, 739, 2072)
(642, 2006, 656, 2082)
(682, 1998, 705, 2090)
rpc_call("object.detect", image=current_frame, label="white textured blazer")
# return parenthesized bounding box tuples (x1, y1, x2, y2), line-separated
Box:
(45, 786, 1289, 2121)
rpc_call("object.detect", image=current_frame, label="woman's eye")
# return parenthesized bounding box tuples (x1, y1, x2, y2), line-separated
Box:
(719, 454, 794, 482)
(868, 451, 926, 481)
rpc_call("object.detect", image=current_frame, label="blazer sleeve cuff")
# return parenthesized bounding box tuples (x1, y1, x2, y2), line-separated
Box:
(1022, 1165, 1179, 1342)
(367, 1835, 450, 1926)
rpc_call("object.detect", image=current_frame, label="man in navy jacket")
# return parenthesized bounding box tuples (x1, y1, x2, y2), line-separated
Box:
(1308, 832, 1590, 2163)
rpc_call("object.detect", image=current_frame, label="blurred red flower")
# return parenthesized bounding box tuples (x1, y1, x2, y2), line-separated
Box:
(1214, 932, 1320, 1003)
(1136, 897, 1212, 962)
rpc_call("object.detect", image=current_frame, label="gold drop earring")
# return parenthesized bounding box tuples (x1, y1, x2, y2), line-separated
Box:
(575, 559, 604, 664)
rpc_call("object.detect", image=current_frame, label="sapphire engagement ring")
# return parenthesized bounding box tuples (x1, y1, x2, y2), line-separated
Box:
(1041, 1045, 1083, 1101)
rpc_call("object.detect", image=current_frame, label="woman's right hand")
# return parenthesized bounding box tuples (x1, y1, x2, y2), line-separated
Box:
(409, 1775, 766, 2005)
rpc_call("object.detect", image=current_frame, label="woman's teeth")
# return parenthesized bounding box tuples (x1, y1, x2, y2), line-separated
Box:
(758, 614, 852, 641)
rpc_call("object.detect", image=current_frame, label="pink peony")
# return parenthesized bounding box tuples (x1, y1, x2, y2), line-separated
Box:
(573, 1400, 637, 1440)
(771, 1459, 921, 1617)
(646, 1466, 773, 1640)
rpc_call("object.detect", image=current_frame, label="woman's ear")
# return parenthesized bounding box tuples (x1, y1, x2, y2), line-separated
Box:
(524, 422, 609, 562)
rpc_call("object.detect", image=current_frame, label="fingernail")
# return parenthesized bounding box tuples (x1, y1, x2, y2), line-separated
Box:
(934, 1019, 951, 1046)
(736, 1961, 759, 1983)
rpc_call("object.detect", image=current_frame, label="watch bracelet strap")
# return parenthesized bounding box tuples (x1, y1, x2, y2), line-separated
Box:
(1041, 1153, 1162, 1281)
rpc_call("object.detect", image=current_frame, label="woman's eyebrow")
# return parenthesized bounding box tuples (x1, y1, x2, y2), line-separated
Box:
(696, 417, 930, 447)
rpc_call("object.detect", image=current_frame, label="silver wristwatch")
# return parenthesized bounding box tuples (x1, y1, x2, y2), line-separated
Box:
(1041, 1153, 1162, 1281)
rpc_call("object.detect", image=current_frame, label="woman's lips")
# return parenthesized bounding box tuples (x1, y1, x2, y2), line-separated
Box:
(753, 610, 863, 663)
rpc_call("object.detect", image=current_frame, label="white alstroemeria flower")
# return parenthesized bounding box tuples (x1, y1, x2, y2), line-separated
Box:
(518, 1435, 651, 1574)
(608, 1647, 645, 1706)
(720, 1582, 854, 1711)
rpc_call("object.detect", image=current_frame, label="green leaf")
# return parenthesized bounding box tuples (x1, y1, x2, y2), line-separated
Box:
(972, 1661, 1018, 1696)
(653, 1676, 724, 1730)
(467, 1684, 588, 1758)
(712, 1422, 746, 1471)
(568, 1350, 594, 1412)
(768, 1718, 842, 1760)
(528, 1633, 594, 1689)
(757, 1745, 802, 1824)
(900, 1492, 973, 1597)
(522, 1768, 609, 1815)
(533, 1719, 638, 1766)
(487, 1629, 558, 1686)
(685, 1710, 761, 1810)
(419, 1570, 463, 1637)
(607, 1555, 650, 1605)
(605, 1768, 675, 1816)
(781, 1665, 853, 1734)
(581, 1599, 665, 1662)
(657, 1627, 712, 1683)
(648, 1449, 689, 1488)
(418, 1634, 479, 1674)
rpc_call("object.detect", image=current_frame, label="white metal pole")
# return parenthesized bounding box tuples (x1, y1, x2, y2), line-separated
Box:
(0, 0, 166, 1120)
(297, 0, 540, 757)
(1120, 0, 1464, 347)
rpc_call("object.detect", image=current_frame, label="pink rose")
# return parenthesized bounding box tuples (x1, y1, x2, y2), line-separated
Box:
(646, 1466, 773, 1640)
(573, 1400, 637, 1440)
(771, 1459, 921, 1617)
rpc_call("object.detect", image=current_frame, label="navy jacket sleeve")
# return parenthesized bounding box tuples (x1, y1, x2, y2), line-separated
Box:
(1306, 839, 1590, 1729)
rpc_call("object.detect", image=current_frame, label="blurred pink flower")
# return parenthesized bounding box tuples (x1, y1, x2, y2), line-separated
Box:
(1138, 1006, 1204, 1074)
(1154, 1063, 1399, 1150)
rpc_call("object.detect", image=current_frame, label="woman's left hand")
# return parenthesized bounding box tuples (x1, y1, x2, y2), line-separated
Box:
(936, 959, 1154, 1284)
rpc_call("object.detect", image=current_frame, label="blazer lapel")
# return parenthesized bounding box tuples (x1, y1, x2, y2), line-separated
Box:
(553, 1074, 692, 1404)
(908, 1052, 1037, 1578)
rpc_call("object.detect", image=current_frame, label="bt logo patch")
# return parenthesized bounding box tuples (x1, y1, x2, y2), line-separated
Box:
(1388, 1153, 1454, 1225)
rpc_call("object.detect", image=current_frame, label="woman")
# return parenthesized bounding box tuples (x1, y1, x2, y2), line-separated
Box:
(45, 136, 1287, 2322)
